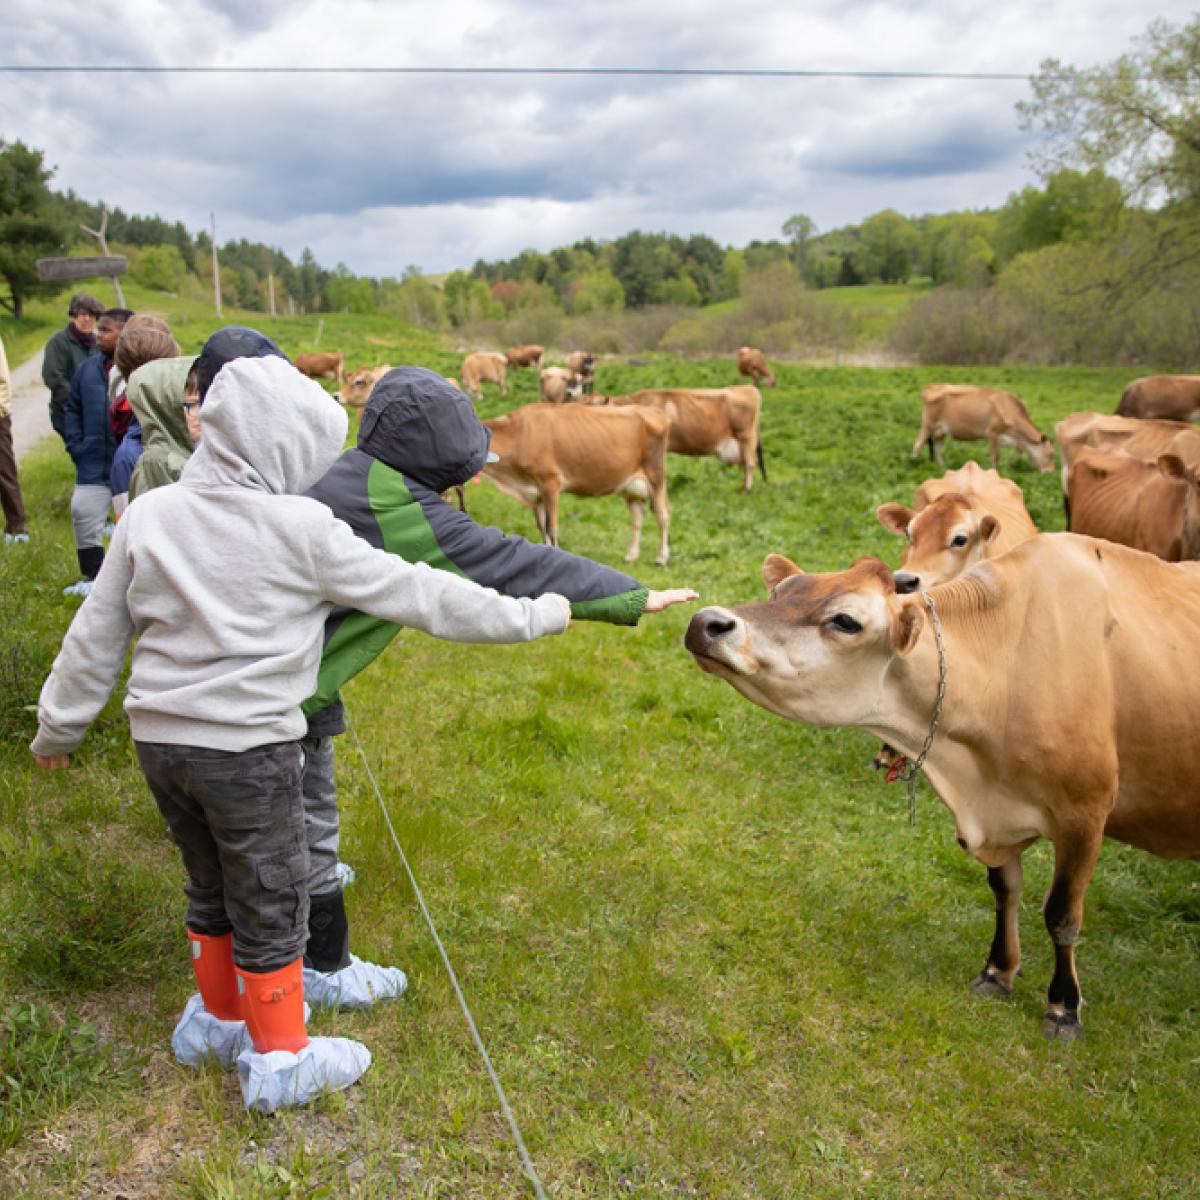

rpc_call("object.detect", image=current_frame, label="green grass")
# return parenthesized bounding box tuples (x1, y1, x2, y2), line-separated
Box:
(1, 322, 1196, 1197)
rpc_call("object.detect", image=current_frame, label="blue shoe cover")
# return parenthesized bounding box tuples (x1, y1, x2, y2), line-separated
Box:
(236, 1036, 371, 1112)
(172, 993, 251, 1068)
(302, 954, 408, 1011)
(335, 861, 356, 888)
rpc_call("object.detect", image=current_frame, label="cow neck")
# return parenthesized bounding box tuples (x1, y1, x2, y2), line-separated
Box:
(880, 592, 948, 825)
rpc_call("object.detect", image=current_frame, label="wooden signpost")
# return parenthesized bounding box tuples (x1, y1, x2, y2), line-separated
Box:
(36, 255, 128, 283)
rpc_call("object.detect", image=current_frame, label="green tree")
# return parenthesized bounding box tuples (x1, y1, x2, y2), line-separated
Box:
(0, 141, 69, 318)
(131, 243, 188, 293)
(572, 268, 625, 314)
(858, 209, 919, 283)
(1020, 16, 1200, 203)
(994, 168, 1123, 262)
(782, 213, 817, 274)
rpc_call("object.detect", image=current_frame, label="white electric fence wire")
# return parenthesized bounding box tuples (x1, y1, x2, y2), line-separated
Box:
(343, 709, 548, 1200)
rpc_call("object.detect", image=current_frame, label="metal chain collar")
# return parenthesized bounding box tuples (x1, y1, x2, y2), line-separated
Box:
(891, 591, 947, 825)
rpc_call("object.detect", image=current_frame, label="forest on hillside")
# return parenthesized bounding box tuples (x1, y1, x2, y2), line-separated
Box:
(2, 17, 1198, 367)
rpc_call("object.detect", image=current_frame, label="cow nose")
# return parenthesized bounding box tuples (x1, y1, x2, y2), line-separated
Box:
(893, 572, 920, 594)
(684, 608, 738, 653)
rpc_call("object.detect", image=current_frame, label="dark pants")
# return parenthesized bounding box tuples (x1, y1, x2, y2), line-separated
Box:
(136, 740, 310, 973)
(0, 415, 26, 535)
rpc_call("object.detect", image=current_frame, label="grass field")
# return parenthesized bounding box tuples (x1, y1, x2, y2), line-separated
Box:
(1, 316, 1198, 1198)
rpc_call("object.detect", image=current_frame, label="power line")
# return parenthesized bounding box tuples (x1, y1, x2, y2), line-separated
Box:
(0, 64, 1033, 81)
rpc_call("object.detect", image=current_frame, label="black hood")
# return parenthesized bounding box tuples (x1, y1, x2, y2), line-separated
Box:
(357, 367, 494, 492)
(195, 326, 289, 400)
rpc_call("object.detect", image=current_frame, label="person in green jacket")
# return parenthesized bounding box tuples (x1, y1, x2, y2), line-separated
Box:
(126, 356, 197, 502)
(42, 293, 103, 444)
(186, 329, 698, 1010)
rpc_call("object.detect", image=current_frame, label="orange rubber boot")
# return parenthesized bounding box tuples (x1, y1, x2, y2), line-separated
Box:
(236, 959, 310, 1055)
(188, 931, 240, 1021)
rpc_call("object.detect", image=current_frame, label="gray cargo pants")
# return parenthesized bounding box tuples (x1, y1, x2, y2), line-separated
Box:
(299, 733, 342, 895)
(135, 739, 310, 973)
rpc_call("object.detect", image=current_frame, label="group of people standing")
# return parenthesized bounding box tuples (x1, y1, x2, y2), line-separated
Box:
(27, 313, 699, 1112)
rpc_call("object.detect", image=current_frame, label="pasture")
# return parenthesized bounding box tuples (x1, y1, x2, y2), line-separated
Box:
(1, 330, 1198, 1197)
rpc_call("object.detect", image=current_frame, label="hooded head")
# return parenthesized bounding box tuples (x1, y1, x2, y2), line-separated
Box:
(184, 355, 348, 496)
(194, 326, 289, 401)
(357, 367, 497, 492)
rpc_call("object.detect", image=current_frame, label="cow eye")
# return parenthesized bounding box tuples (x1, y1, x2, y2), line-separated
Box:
(950, 534, 969, 548)
(828, 613, 862, 634)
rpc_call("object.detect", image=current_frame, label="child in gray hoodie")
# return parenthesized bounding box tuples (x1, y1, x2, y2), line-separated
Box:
(31, 355, 569, 1112)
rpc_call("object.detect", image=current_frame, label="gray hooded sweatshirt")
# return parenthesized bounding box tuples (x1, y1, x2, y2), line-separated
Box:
(32, 356, 567, 756)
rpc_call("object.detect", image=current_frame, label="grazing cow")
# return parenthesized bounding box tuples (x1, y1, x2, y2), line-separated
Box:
(736, 346, 776, 388)
(685, 534, 1200, 1039)
(1116, 375, 1200, 421)
(588, 386, 766, 491)
(1055, 412, 1200, 500)
(1068, 447, 1200, 562)
(505, 344, 545, 369)
(877, 461, 1038, 593)
(461, 351, 508, 401)
(294, 351, 345, 383)
(482, 402, 671, 564)
(539, 367, 584, 404)
(568, 351, 596, 394)
(336, 364, 392, 418)
(913, 384, 1054, 472)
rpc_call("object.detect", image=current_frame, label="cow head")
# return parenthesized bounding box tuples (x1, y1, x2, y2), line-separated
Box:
(684, 555, 923, 727)
(878, 493, 1001, 593)
(1031, 435, 1056, 473)
(1158, 453, 1200, 559)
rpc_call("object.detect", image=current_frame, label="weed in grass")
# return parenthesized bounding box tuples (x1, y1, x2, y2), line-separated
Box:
(0, 1001, 141, 1151)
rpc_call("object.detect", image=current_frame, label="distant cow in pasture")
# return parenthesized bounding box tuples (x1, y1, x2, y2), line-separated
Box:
(1068, 447, 1200, 562)
(1116, 375, 1200, 421)
(482, 402, 672, 564)
(913, 384, 1054, 472)
(736, 346, 776, 388)
(461, 352, 508, 401)
(568, 351, 596, 395)
(505, 344, 545, 369)
(587, 385, 766, 491)
(684, 535, 1200, 1040)
(539, 367, 584, 404)
(295, 351, 345, 383)
(337, 364, 392, 419)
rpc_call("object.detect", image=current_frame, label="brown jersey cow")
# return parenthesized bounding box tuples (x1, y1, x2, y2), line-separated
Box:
(686, 535, 1200, 1040)
(1116, 375, 1200, 421)
(505, 344, 545, 369)
(736, 346, 776, 388)
(539, 367, 583, 404)
(588, 385, 766, 491)
(482, 402, 671, 564)
(914, 384, 1054, 472)
(294, 351, 344, 383)
(336, 364, 392, 418)
(1068, 447, 1200, 562)
(460, 352, 508, 401)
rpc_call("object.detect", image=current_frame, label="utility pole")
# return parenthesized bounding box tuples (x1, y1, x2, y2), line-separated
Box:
(268, 271, 277, 316)
(210, 212, 222, 319)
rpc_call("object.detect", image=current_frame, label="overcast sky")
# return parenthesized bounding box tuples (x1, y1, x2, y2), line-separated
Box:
(2, 2, 1192, 278)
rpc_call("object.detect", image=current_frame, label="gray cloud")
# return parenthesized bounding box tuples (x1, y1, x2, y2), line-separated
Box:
(3, 0, 1196, 274)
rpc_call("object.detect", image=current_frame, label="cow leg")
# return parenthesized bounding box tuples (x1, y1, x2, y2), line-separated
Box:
(912, 424, 930, 460)
(738, 434, 757, 491)
(539, 482, 560, 548)
(1041, 826, 1105, 1042)
(651, 482, 670, 566)
(624, 498, 644, 563)
(756, 441, 768, 486)
(987, 432, 1001, 470)
(971, 856, 1023, 998)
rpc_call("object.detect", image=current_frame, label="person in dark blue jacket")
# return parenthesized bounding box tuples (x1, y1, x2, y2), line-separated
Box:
(62, 308, 131, 596)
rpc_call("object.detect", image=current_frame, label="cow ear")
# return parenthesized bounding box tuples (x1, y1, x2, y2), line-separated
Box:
(980, 515, 1000, 544)
(876, 503, 913, 536)
(763, 553, 801, 591)
(1158, 453, 1186, 480)
(892, 601, 924, 655)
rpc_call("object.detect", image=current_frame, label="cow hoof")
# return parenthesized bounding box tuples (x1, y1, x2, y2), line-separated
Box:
(1041, 1011, 1083, 1043)
(970, 969, 1013, 1000)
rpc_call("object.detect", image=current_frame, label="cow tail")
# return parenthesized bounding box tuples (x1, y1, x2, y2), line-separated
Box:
(756, 440, 768, 484)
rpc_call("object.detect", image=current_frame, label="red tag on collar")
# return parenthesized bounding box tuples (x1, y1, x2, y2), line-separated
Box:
(885, 755, 909, 784)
